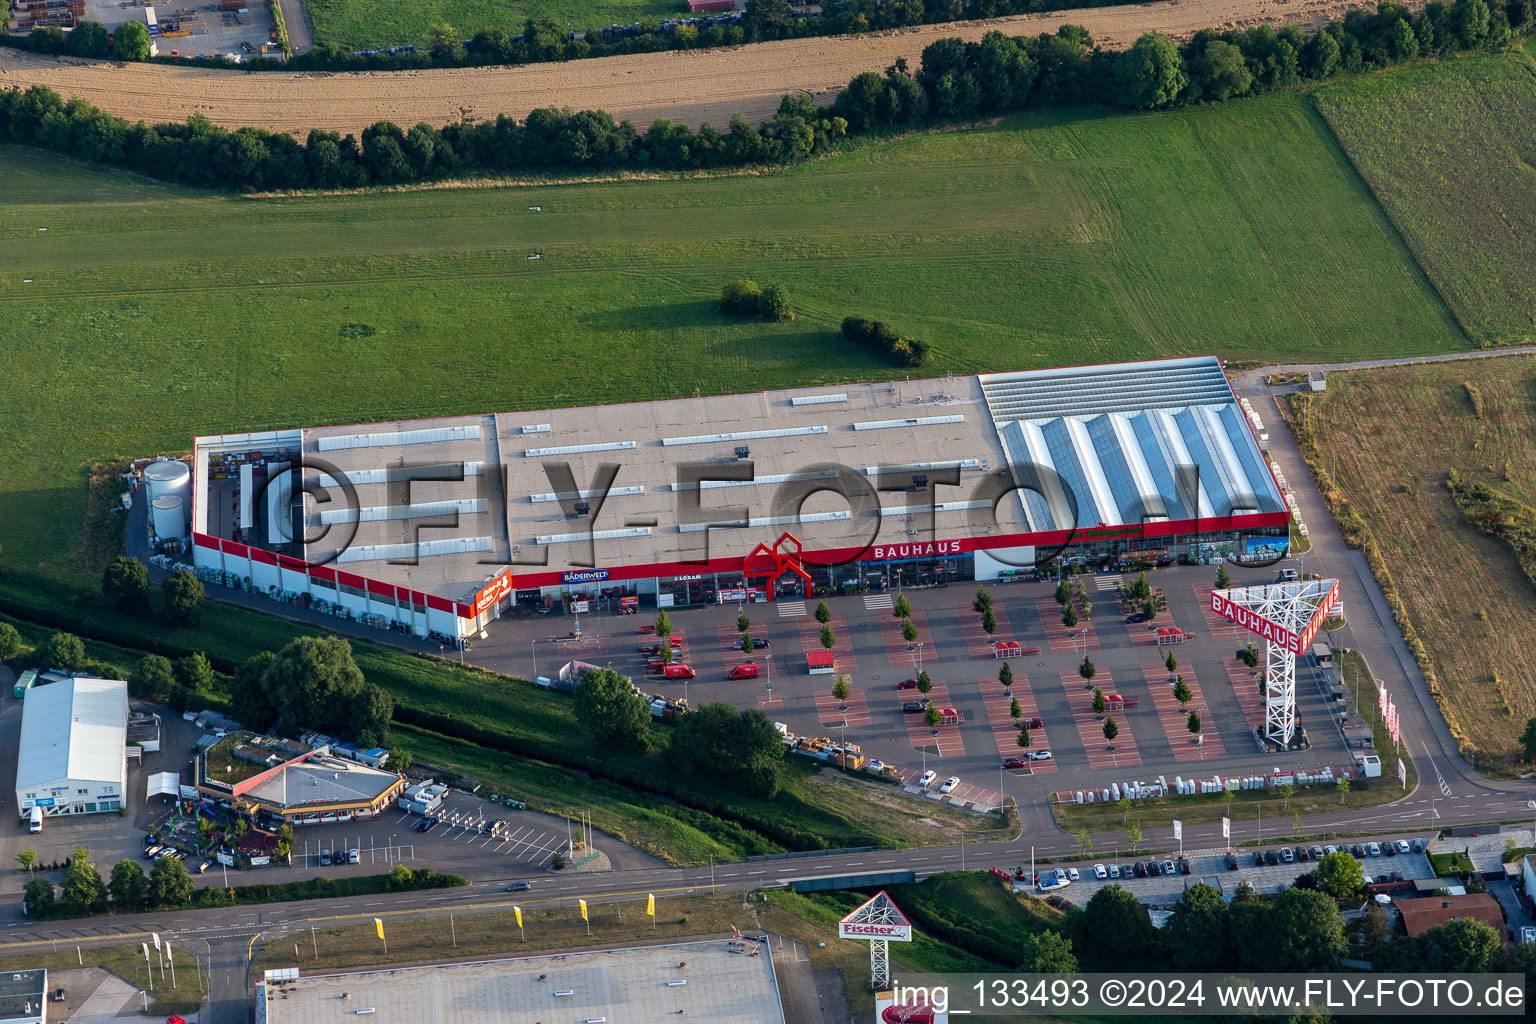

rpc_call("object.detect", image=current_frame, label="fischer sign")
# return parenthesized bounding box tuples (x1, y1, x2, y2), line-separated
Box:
(838, 922, 913, 941)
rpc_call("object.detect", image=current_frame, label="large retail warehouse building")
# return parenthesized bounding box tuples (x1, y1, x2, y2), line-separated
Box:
(191, 356, 1288, 641)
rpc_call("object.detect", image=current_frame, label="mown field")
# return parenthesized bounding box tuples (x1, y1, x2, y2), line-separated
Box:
(1315, 53, 1536, 347)
(0, 95, 1467, 574)
(1289, 357, 1536, 768)
(304, 0, 678, 50)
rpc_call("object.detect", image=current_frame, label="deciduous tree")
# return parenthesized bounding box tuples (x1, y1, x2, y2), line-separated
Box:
(162, 568, 205, 626)
(1164, 882, 1230, 970)
(112, 19, 150, 60)
(573, 667, 651, 753)
(109, 860, 149, 911)
(150, 855, 195, 908)
(102, 556, 150, 611)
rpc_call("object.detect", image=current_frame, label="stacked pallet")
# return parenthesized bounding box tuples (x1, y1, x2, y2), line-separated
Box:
(8, 0, 84, 30)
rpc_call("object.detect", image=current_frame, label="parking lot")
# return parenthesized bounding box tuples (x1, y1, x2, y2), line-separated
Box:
(473, 560, 1361, 815)
(1047, 836, 1437, 907)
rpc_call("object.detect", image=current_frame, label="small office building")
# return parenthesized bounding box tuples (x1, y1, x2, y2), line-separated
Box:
(15, 677, 129, 817)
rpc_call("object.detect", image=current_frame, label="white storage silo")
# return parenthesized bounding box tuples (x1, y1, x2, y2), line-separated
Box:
(152, 495, 187, 541)
(144, 459, 191, 523)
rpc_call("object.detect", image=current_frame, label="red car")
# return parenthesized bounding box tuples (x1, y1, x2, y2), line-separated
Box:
(897, 678, 920, 690)
(1001, 757, 1028, 770)
(1023, 716, 1045, 730)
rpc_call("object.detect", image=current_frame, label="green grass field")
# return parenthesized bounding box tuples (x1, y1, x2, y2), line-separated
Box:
(1315, 53, 1536, 346)
(0, 95, 1470, 574)
(304, 0, 682, 49)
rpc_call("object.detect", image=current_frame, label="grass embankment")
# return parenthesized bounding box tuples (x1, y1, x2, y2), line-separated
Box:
(1315, 53, 1536, 347)
(0, 943, 205, 1016)
(884, 871, 1064, 967)
(0, 95, 1466, 573)
(1283, 358, 1536, 771)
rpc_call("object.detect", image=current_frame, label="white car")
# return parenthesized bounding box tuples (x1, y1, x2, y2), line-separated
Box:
(1395, 839, 1411, 855)
(1108, 863, 1121, 879)
(1093, 864, 1107, 880)
(939, 776, 960, 794)
(1367, 842, 1382, 856)
(1029, 750, 1053, 761)
(867, 760, 885, 774)
(1323, 844, 1338, 856)
(918, 770, 937, 787)
(1066, 867, 1080, 881)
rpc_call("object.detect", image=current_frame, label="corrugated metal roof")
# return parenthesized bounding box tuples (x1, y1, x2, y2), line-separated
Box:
(979, 358, 1282, 531)
(243, 758, 400, 808)
(16, 677, 128, 789)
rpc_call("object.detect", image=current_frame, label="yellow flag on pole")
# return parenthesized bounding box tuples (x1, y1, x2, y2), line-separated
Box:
(579, 899, 588, 921)
(514, 905, 523, 928)
(647, 893, 655, 917)
(374, 918, 385, 940)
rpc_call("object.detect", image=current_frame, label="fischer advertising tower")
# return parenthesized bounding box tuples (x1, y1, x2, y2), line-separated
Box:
(1210, 578, 1340, 749)
(838, 891, 912, 988)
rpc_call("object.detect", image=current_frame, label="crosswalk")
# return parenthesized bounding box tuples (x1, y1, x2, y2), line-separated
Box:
(864, 593, 894, 610)
(1094, 574, 1123, 591)
(777, 600, 806, 617)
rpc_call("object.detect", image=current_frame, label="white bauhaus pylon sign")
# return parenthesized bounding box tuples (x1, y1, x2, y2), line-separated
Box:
(839, 890, 912, 988)
(1211, 578, 1340, 747)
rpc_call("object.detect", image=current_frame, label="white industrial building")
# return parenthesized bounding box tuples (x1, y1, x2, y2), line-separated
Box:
(15, 677, 129, 816)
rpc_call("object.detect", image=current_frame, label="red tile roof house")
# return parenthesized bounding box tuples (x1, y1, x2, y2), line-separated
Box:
(1396, 893, 1508, 941)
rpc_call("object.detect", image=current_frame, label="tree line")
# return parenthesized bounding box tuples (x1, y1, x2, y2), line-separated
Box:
(0, 1, 1527, 192)
(23, 849, 461, 919)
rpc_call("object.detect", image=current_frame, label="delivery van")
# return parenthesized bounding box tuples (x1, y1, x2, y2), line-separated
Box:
(728, 663, 760, 680)
(28, 807, 43, 833)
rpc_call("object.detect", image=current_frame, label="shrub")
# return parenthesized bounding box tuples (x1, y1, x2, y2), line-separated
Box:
(720, 279, 763, 316)
(841, 317, 931, 367)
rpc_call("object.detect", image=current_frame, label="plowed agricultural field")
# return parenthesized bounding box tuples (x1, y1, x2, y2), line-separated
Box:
(1316, 53, 1536, 346)
(1, 0, 1399, 136)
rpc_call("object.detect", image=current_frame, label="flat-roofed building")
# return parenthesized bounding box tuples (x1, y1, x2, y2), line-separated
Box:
(255, 940, 785, 1024)
(191, 356, 1288, 640)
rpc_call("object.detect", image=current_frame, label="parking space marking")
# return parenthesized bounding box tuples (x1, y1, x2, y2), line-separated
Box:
(1142, 663, 1227, 761)
(816, 686, 872, 727)
(716, 620, 767, 657)
(1036, 597, 1101, 653)
(798, 612, 859, 671)
(979, 676, 1056, 775)
(1192, 584, 1243, 639)
(956, 603, 1020, 659)
(1060, 668, 1142, 769)
(1222, 655, 1268, 730)
(899, 681, 965, 757)
(756, 693, 784, 709)
(879, 606, 944, 665)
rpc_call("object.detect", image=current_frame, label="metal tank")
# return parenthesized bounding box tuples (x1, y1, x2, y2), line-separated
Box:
(152, 495, 187, 541)
(143, 459, 191, 511)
